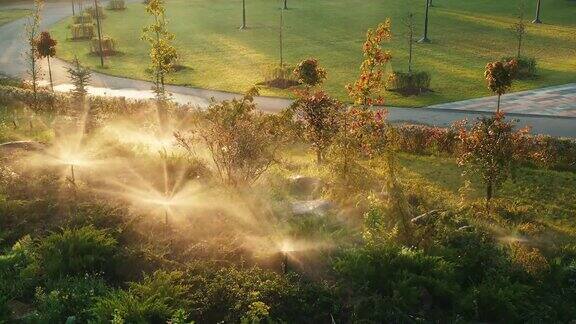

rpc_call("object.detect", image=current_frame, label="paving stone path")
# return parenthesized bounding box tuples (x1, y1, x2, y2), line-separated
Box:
(428, 84, 576, 118)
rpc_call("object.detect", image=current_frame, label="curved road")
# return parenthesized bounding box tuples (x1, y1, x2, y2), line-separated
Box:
(0, 0, 574, 137)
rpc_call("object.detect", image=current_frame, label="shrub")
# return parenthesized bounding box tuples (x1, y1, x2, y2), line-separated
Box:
(176, 88, 288, 186)
(71, 23, 95, 40)
(72, 13, 93, 24)
(91, 271, 189, 323)
(395, 123, 458, 155)
(107, 0, 126, 10)
(38, 226, 117, 278)
(185, 264, 335, 323)
(85, 6, 105, 19)
(333, 244, 458, 322)
(0, 85, 57, 112)
(502, 56, 537, 79)
(293, 58, 327, 87)
(262, 64, 298, 89)
(90, 36, 117, 55)
(32, 275, 110, 323)
(386, 70, 431, 95)
(509, 242, 550, 278)
(0, 236, 39, 303)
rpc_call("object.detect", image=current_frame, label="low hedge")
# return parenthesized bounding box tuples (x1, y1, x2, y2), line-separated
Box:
(393, 123, 576, 171)
(503, 56, 537, 79)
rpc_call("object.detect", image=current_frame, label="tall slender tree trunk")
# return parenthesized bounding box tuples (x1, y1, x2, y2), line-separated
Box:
(47, 56, 53, 92)
(486, 180, 493, 201)
(240, 0, 247, 29)
(517, 37, 522, 58)
(279, 8, 283, 69)
(496, 94, 501, 113)
(408, 30, 413, 73)
(94, 0, 104, 67)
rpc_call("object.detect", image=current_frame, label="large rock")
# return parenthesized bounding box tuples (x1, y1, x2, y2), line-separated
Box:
(289, 175, 324, 197)
(291, 199, 334, 216)
(410, 210, 439, 225)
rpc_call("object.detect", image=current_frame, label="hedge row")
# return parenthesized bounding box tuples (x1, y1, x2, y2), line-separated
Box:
(394, 123, 576, 171)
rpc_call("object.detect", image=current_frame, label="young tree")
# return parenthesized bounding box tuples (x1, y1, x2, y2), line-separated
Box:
(457, 113, 528, 202)
(512, 1, 528, 58)
(346, 19, 392, 107)
(67, 57, 91, 99)
(403, 12, 416, 73)
(36, 31, 57, 92)
(142, 0, 178, 131)
(175, 88, 287, 187)
(24, 0, 44, 109)
(291, 90, 343, 164)
(142, 0, 178, 103)
(485, 59, 517, 113)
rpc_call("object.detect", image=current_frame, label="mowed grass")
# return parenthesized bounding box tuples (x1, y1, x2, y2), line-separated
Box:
(51, 0, 576, 106)
(0, 9, 29, 26)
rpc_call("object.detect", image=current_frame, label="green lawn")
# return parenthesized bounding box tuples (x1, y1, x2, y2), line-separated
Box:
(0, 8, 29, 26)
(51, 0, 576, 106)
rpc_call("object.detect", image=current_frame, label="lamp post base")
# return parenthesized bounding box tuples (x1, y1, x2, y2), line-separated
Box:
(417, 37, 431, 44)
(532, 18, 542, 24)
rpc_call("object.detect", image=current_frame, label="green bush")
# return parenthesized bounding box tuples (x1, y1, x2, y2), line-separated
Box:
(91, 271, 189, 323)
(333, 244, 458, 322)
(31, 275, 110, 323)
(503, 56, 537, 78)
(90, 36, 117, 55)
(107, 0, 126, 10)
(38, 226, 117, 278)
(184, 264, 335, 323)
(386, 70, 431, 94)
(0, 236, 39, 314)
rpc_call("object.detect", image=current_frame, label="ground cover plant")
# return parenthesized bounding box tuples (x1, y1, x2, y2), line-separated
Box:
(50, 0, 576, 106)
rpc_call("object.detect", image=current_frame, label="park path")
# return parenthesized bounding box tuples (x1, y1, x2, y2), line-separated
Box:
(0, 0, 575, 137)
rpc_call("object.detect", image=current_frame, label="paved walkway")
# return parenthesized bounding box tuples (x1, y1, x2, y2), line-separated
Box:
(0, 1, 575, 137)
(429, 83, 576, 118)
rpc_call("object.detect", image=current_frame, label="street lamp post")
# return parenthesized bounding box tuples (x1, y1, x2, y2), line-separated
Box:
(418, 0, 431, 43)
(532, 0, 542, 24)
